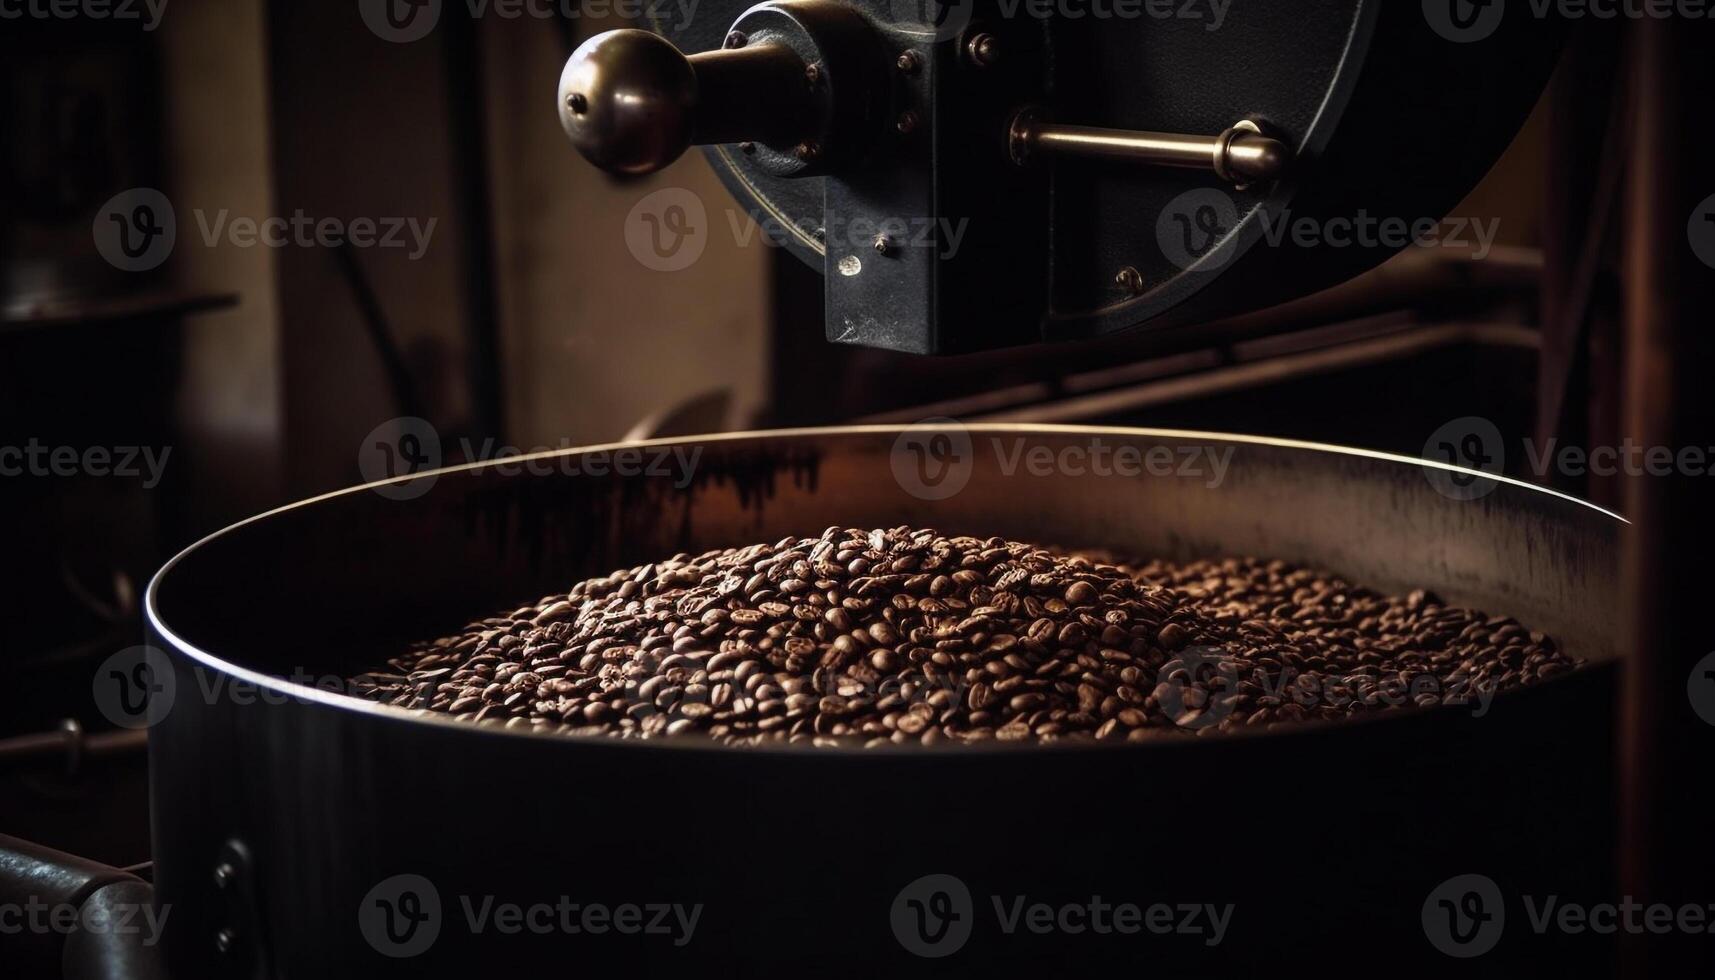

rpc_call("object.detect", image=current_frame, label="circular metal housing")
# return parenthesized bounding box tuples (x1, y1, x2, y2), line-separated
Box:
(650, 1, 1567, 345)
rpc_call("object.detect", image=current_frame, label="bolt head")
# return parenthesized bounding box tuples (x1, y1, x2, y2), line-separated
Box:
(873, 235, 892, 255)
(896, 50, 921, 74)
(896, 112, 919, 135)
(724, 30, 747, 49)
(794, 141, 819, 162)
(805, 62, 822, 86)
(214, 928, 238, 954)
(967, 33, 998, 67)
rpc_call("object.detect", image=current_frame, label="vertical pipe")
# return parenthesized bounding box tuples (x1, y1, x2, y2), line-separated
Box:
(1619, 15, 1715, 977)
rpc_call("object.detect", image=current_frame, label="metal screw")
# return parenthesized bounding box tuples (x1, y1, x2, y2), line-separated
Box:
(564, 92, 587, 114)
(896, 50, 922, 74)
(794, 141, 820, 162)
(813, 227, 827, 243)
(1115, 266, 1145, 295)
(805, 62, 823, 86)
(724, 30, 747, 48)
(214, 927, 238, 954)
(213, 862, 236, 889)
(873, 235, 893, 255)
(966, 33, 999, 68)
(738, 141, 756, 154)
(896, 111, 919, 135)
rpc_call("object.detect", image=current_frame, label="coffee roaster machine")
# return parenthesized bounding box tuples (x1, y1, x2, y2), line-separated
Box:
(7, 2, 1714, 977)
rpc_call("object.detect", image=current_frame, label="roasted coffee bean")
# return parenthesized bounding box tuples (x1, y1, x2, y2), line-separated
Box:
(354, 528, 1578, 747)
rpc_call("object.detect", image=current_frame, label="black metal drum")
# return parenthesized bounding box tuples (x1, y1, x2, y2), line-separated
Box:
(146, 427, 1622, 976)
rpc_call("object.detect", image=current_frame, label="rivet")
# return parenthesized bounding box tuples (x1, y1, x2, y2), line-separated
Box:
(966, 33, 999, 68)
(896, 111, 919, 135)
(1115, 266, 1145, 295)
(896, 51, 922, 74)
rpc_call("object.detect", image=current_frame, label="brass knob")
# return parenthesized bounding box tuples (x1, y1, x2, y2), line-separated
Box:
(558, 30, 698, 176)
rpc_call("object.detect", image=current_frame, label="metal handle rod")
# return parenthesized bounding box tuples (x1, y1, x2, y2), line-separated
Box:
(1009, 111, 1292, 186)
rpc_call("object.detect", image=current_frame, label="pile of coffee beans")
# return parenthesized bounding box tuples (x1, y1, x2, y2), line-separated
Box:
(347, 527, 1578, 747)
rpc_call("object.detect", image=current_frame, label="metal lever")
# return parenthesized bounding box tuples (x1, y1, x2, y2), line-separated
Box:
(558, 30, 813, 176)
(1009, 110, 1292, 187)
(557, 3, 885, 178)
